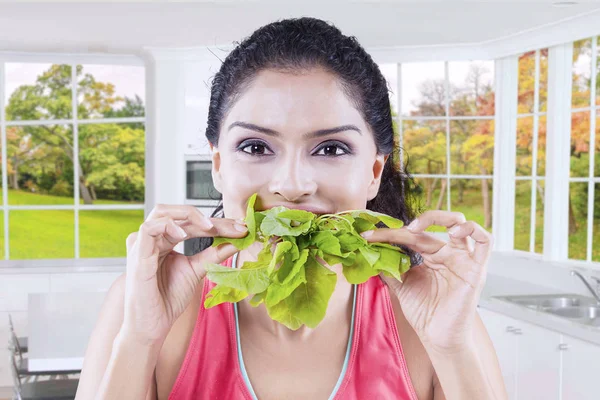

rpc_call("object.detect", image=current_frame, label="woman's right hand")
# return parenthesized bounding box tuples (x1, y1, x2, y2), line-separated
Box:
(120, 205, 248, 346)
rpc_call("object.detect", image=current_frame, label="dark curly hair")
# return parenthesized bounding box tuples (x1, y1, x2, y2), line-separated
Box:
(187, 17, 424, 266)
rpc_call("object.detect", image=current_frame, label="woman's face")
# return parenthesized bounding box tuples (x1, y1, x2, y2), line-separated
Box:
(210, 67, 387, 219)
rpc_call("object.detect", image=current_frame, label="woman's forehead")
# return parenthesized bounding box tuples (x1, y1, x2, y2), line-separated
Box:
(224, 69, 366, 133)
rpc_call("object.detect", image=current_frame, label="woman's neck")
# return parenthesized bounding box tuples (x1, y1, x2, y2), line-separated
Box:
(236, 242, 354, 341)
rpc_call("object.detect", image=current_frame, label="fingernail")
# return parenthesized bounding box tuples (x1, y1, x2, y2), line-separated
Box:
(407, 219, 418, 231)
(204, 218, 214, 229)
(360, 230, 374, 238)
(234, 223, 248, 232)
(448, 226, 459, 236)
(236, 218, 246, 225)
(175, 225, 188, 239)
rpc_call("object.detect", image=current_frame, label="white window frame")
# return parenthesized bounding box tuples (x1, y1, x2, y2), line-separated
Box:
(0, 53, 145, 266)
(494, 41, 600, 271)
(568, 37, 599, 263)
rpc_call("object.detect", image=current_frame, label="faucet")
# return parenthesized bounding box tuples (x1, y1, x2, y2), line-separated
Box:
(570, 270, 600, 303)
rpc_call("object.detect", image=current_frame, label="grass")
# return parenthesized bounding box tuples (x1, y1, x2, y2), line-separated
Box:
(0, 189, 144, 259)
(414, 178, 600, 262)
(0, 184, 597, 262)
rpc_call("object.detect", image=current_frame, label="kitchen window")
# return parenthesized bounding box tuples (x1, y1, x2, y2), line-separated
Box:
(380, 60, 495, 236)
(0, 58, 145, 261)
(568, 36, 600, 262)
(514, 49, 548, 254)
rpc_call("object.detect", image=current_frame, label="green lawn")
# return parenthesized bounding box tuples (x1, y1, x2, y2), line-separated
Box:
(414, 179, 600, 262)
(0, 190, 144, 259)
(0, 185, 597, 262)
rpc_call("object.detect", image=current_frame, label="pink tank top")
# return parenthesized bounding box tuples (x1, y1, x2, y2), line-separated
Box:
(168, 254, 418, 399)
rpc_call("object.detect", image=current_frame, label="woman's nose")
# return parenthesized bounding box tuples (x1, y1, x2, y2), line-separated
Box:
(268, 156, 317, 202)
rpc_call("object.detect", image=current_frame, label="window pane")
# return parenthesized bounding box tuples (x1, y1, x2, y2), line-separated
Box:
(540, 49, 549, 113)
(80, 210, 144, 258)
(572, 39, 592, 109)
(5, 63, 72, 121)
(403, 120, 446, 175)
(518, 52, 535, 114)
(379, 63, 398, 116)
(9, 210, 74, 259)
(534, 179, 545, 254)
(537, 115, 547, 177)
(412, 177, 446, 232)
(514, 180, 532, 251)
(568, 182, 588, 260)
(0, 212, 4, 259)
(596, 37, 600, 107)
(450, 178, 493, 232)
(413, 176, 446, 211)
(450, 120, 494, 175)
(596, 115, 600, 177)
(449, 61, 494, 116)
(594, 183, 600, 262)
(78, 123, 145, 205)
(516, 116, 533, 176)
(77, 64, 145, 120)
(7, 124, 74, 206)
(570, 111, 590, 178)
(401, 62, 445, 117)
(187, 161, 218, 200)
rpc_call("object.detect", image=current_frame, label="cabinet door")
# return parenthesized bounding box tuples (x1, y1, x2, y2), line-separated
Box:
(561, 336, 600, 400)
(478, 308, 518, 399)
(514, 320, 561, 400)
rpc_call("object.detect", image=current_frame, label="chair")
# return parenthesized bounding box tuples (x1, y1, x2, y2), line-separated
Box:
(8, 314, 28, 353)
(10, 353, 79, 400)
(8, 330, 80, 379)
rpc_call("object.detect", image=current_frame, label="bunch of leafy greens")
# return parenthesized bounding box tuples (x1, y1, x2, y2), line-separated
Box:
(204, 193, 411, 330)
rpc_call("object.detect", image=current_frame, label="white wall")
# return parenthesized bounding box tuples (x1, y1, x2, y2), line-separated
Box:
(0, 267, 123, 388)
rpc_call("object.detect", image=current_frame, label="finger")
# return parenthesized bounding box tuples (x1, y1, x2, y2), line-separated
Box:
(146, 204, 215, 230)
(448, 221, 493, 266)
(362, 227, 446, 255)
(406, 210, 467, 233)
(126, 232, 138, 253)
(175, 216, 248, 242)
(189, 242, 241, 279)
(136, 217, 193, 265)
(138, 215, 248, 260)
(408, 211, 469, 250)
(378, 272, 403, 298)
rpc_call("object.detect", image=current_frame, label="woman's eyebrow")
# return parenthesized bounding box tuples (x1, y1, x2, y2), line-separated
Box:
(228, 121, 362, 137)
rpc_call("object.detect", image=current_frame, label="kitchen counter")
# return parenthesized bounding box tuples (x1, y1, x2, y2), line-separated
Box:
(479, 274, 600, 345)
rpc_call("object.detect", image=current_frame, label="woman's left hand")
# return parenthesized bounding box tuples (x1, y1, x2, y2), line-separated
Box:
(360, 210, 493, 354)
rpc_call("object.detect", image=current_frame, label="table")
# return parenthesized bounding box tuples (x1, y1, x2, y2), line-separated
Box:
(27, 292, 107, 372)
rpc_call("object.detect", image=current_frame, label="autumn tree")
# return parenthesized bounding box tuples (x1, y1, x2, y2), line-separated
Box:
(402, 63, 494, 229)
(5, 64, 145, 204)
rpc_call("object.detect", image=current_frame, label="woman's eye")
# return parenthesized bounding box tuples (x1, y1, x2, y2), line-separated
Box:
(314, 143, 350, 156)
(240, 141, 272, 156)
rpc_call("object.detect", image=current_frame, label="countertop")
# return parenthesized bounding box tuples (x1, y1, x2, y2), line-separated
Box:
(479, 274, 600, 345)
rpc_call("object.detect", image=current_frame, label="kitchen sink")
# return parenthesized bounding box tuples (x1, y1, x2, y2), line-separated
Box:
(545, 305, 600, 319)
(493, 294, 600, 327)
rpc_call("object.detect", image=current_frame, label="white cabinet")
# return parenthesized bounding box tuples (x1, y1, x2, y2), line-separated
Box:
(515, 320, 561, 400)
(561, 336, 600, 400)
(479, 308, 519, 399)
(478, 308, 598, 400)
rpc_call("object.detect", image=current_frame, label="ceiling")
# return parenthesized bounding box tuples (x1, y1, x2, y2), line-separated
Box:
(0, 1, 599, 55)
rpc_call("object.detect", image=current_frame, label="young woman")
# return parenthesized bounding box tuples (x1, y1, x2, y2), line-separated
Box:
(76, 17, 507, 400)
